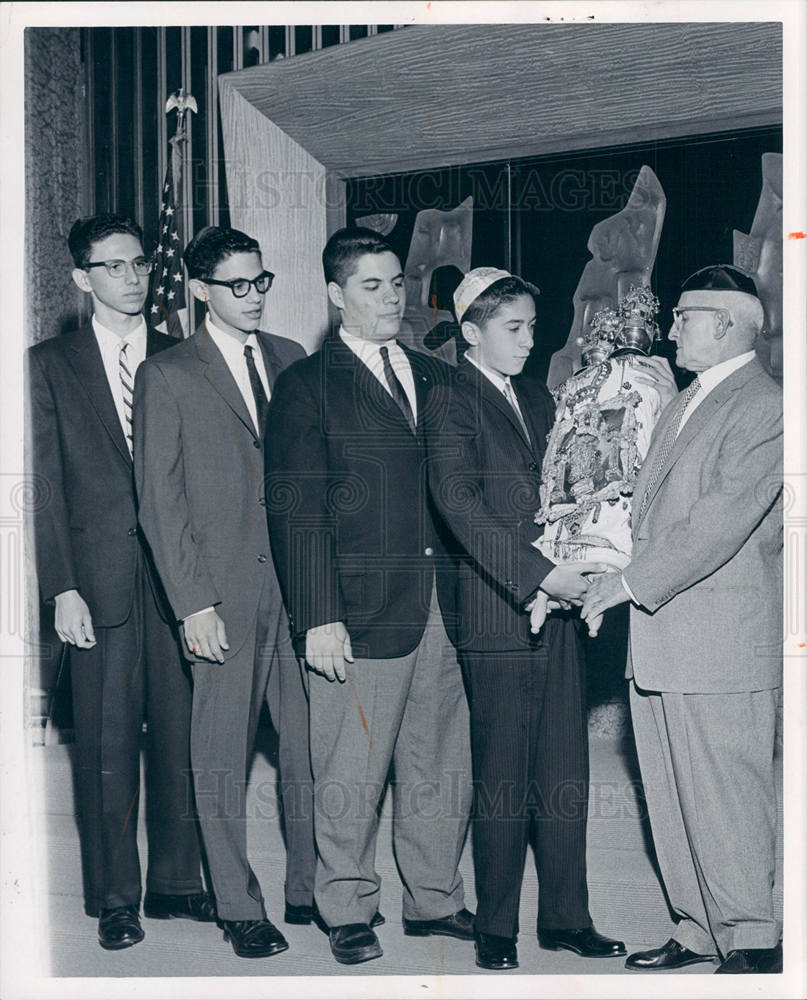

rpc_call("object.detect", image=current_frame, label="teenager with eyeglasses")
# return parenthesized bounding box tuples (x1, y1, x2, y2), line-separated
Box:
(28, 213, 213, 951)
(132, 226, 312, 959)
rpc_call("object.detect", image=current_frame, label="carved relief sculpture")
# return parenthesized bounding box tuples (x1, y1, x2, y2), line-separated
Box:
(547, 166, 666, 389)
(398, 196, 473, 364)
(733, 152, 782, 381)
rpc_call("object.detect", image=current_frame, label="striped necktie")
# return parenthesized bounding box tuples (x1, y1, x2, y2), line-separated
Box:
(502, 380, 532, 446)
(638, 376, 701, 518)
(119, 341, 134, 455)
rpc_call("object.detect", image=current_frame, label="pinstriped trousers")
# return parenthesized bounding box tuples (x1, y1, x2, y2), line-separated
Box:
(460, 618, 591, 938)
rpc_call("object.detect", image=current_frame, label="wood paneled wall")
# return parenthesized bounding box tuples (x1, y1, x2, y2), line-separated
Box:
(84, 25, 400, 271)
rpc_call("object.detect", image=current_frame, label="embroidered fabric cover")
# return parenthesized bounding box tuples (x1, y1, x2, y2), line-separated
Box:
(533, 352, 665, 569)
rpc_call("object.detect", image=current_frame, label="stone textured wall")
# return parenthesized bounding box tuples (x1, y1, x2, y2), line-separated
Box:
(24, 28, 89, 720)
(25, 27, 90, 348)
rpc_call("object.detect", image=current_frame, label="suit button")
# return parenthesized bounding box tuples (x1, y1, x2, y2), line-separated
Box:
(528, 461, 538, 472)
(253, 440, 261, 449)
(424, 547, 434, 557)
(257, 554, 267, 563)
(127, 527, 137, 537)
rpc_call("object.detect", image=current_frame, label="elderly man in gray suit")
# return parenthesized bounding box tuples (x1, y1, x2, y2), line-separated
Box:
(582, 265, 783, 975)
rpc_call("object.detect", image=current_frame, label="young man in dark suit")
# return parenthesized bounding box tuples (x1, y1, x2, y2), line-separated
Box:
(28, 214, 213, 950)
(425, 267, 625, 971)
(133, 226, 309, 959)
(266, 227, 474, 966)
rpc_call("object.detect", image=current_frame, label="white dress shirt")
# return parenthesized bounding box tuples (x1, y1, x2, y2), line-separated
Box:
(93, 315, 147, 437)
(621, 349, 758, 604)
(339, 327, 418, 423)
(466, 352, 530, 428)
(676, 350, 756, 435)
(206, 318, 271, 436)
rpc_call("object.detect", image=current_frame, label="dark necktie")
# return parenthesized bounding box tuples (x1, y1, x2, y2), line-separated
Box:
(502, 380, 532, 446)
(379, 345, 416, 434)
(638, 375, 701, 518)
(244, 344, 269, 437)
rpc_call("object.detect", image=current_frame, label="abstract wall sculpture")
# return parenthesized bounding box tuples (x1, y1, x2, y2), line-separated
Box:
(354, 213, 399, 236)
(399, 196, 474, 364)
(733, 152, 783, 381)
(547, 166, 666, 389)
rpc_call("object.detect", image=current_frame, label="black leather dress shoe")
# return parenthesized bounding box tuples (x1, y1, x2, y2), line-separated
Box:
(403, 907, 475, 940)
(98, 905, 145, 950)
(626, 937, 715, 970)
(144, 891, 217, 922)
(329, 923, 383, 964)
(285, 900, 385, 930)
(539, 925, 626, 957)
(221, 918, 289, 958)
(475, 932, 518, 970)
(715, 944, 782, 974)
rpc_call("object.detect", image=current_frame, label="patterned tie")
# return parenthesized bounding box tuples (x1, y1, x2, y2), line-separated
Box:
(244, 344, 269, 437)
(638, 375, 701, 518)
(119, 341, 134, 455)
(502, 380, 532, 446)
(379, 345, 416, 434)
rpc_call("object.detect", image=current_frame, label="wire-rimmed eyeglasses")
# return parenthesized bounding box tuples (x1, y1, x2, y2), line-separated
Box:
(671, 306, 732, 330)
(84, 257, 154, 278)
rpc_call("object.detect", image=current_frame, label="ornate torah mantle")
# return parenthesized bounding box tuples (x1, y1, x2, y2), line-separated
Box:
(534, 353, 664, 569)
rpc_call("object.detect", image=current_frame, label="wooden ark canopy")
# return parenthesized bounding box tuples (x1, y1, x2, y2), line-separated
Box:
(217, 21, 782, 349)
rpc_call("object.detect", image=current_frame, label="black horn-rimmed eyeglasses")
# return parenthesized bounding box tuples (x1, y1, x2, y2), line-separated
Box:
(201, 271, 275, 298)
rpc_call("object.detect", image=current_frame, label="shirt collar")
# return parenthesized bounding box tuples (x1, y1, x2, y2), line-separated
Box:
(696, 350, 756, 396)
(206, 317, 259, 356)
(339, 326, 397, 355)
(465, 352, 513, 395)
(92, 314, 146, 351)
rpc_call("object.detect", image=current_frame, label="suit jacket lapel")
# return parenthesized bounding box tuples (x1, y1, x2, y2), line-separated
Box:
(461, 360, 534, 452)
(194, 323, 258, 440)
(402, 344, 442, 438)
(256, 331, 282, 393)
(511, 379, 544, 459)
(331, 335, 419, 437)
(635, 359, 760, 527)
(64, 325, 131, 464)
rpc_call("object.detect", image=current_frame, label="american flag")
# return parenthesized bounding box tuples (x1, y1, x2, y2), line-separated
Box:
(148, 149, 187, 338)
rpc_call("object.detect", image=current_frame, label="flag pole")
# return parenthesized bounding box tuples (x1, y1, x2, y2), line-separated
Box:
(168, 89, 196, 336)
(149, 89, 196, 338)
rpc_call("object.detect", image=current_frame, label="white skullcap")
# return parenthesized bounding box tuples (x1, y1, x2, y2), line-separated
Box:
(453, 267, 512, 321)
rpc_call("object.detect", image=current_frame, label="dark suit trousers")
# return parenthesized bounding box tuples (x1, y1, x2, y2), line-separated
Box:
(460, 620, 591, 938)
(69, 561, 202, 916)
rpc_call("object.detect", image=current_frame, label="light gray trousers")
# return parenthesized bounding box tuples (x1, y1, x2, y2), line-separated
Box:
(308, 586, 473, 928)
(630, 681, 780, 957)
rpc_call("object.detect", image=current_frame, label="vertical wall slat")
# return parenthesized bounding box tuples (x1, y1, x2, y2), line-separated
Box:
(207, 26, 219, 226)
(234, 24, 243, 71)
(110, 28, 119, 212)
(84, 28, 96, 215)
(157, 27, 167, 185)
(134, 28, 144, 225)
